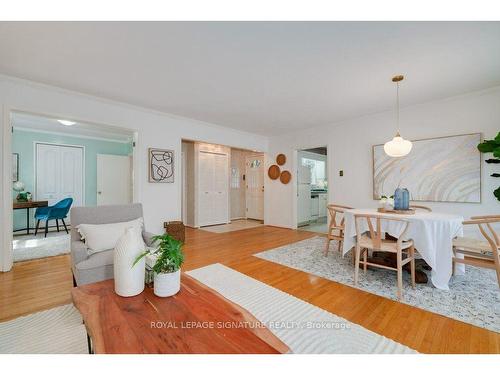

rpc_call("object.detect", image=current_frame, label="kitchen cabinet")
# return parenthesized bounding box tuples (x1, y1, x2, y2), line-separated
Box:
(319, 194, 328, 217)
(310, 196, 319, 218)
(309, 192, 328, 220)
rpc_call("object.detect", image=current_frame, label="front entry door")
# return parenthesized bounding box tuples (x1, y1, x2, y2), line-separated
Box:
(245, 155, 264, 220)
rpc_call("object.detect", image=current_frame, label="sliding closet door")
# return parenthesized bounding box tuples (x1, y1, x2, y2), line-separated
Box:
(198, 151, 215, 226)
(212, 153, 229, 224)
(197, 151, 229, 227)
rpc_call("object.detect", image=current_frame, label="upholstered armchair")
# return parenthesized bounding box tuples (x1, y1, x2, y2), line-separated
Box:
(35, 197, 73, 237)
(70, 203, 157, 286)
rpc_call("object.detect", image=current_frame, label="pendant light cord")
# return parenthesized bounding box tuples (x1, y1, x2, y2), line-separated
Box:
(396, 81, 400, 136)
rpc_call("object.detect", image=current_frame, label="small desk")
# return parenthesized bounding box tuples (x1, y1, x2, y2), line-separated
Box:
(13, 200, 48, 235)
(72, 276, 289, 354)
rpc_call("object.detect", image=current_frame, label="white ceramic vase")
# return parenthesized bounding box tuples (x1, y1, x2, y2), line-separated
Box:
(154, 269, 181, 297)
(114, 227, 145, 297)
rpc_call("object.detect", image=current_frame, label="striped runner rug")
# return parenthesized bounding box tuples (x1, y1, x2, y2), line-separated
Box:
(187, 263, 416, 354)
(0, 304, 87, 354)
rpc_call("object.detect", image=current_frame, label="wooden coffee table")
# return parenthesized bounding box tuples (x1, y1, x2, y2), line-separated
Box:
(72, 274, 289, 354)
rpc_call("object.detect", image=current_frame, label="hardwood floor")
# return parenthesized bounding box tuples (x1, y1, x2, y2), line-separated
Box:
(0, 254, 73, 322)
(1, 226, 498, 353)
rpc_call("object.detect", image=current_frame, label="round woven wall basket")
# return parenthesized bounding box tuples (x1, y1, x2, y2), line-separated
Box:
(268, 165, 281, 180)
(276, 154, 286, 166)
(280, 170, 292, 184)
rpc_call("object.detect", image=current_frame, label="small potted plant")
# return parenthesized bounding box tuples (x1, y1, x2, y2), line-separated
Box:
(379, 195, 394, 210)
(134, 234, 184, 297)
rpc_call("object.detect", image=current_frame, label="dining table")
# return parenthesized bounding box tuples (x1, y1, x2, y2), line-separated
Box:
(342, 208, 465, 290)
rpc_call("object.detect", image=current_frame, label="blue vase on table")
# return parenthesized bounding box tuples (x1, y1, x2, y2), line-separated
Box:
(394, 188, 403, 210)
(394, 188, 410, 210)
(402, 188, 410, 210)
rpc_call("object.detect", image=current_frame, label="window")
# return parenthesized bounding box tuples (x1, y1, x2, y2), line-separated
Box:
(249, 159, 261, 168)
(231, 167, 240, 188)
(301, 157, 327, 189)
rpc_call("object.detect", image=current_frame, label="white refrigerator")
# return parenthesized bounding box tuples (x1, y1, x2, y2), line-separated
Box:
(297, 164, 312, 225)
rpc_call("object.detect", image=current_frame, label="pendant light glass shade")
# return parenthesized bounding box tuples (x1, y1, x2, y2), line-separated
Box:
(384, 75, 412, 158)
(384, 133, 413, 157)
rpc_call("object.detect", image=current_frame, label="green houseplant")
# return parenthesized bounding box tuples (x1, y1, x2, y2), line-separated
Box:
(135, 234, 184, 297)
(477, 132, 500, 201)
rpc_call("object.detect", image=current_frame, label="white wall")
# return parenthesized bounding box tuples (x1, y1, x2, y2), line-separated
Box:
(0, 76, 268, 271)
(265, 86, 500, 229)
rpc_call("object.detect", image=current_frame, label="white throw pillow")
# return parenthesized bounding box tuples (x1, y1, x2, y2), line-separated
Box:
(77, 217, 145, 255)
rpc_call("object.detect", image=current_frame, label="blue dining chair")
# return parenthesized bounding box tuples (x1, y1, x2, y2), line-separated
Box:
(34, 198, 73, 237)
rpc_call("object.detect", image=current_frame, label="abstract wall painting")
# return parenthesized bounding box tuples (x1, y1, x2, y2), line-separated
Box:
(149, 148, 174, 183)
(373, 133, 481, 203)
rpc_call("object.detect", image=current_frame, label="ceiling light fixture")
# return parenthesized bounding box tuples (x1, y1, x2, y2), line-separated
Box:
(57, 119, 76, 126)
(383, 75, 412, 158)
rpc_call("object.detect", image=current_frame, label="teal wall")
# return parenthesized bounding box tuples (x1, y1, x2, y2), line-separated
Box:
(12, 129, 133, 231)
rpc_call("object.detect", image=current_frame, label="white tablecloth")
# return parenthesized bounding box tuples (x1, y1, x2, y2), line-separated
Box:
(342, 208, 464, 290)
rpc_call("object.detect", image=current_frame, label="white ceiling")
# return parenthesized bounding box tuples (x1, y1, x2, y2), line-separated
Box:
(11, 112, 134, 142)
(1, 22, 499, 136)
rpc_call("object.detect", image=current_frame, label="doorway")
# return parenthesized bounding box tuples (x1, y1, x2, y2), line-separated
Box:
(296, 146, 329, 234)
(11, 111, 135, 263)
(181, 140, 264, 233)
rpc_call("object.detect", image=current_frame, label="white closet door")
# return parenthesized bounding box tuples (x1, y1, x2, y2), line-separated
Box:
(36, 143, 84, 208)
(60, 147, 84, 207)
(198, 151, 228, 226)
(213, 153, 229, 224)
(198, 152, 214, 226)
(36, 144, 60, 205)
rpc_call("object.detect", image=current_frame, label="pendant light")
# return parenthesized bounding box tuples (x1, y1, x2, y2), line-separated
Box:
(383, 75, 412, 157)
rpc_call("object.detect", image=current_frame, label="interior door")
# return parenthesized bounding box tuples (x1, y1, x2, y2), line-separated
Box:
(36, 143, 84, 208)
(97, 154, 132, 205)
(245, 155, 264, 220)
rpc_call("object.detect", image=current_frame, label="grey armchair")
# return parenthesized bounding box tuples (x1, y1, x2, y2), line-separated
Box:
(70, 203, 157, 286)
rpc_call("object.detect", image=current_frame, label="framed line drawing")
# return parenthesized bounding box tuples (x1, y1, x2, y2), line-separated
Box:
(149, 148, 174, 183)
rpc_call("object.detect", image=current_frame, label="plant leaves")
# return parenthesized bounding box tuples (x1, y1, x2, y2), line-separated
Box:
(477, 140, 498, 153)
(132, 250, 149, 267)
(495, 131, 500, 143)
(495, 186, 500, 201)
(147, 233, 184, 273)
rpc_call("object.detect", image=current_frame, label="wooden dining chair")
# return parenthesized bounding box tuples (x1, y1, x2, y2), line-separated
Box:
(354, 214, 415, 300)
(452, 216, 500, 288)
(409, 204, 432, 212)
(324, 204, 353, 256)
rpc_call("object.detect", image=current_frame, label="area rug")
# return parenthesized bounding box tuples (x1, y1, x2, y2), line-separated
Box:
(254, 236, 500, 333)
(0, 304, 88, 354)
(187, 263, 416, 353)
(13, 233, 70, 262)
(201, 220, 264, 234)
